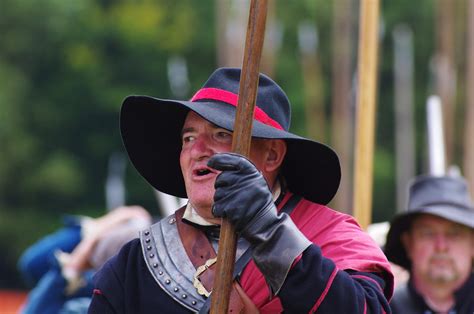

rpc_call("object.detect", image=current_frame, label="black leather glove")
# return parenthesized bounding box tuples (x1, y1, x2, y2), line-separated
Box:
(208, 152, 274, 233)
(208, 153, 311, 294)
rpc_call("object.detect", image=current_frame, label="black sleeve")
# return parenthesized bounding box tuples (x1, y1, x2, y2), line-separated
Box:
(88, 239, 193, 314)
(88, 241, 131, 314)
(278, 244, 391, 313)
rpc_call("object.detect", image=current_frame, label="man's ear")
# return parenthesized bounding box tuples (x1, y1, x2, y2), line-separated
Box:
(470, 231, 474, 260)
(264, 139, 287, 172)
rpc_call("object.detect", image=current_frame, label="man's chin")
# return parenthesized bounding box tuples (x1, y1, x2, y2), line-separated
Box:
(188, 198, 213, 215)
(427, 270, 458, 284)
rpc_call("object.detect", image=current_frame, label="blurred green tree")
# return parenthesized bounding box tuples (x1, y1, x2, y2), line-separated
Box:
(0, 0, 457, 290)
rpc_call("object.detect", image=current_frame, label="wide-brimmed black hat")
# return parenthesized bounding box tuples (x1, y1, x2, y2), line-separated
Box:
(385, 174, 474, 269)
(120, 67, 341, 205)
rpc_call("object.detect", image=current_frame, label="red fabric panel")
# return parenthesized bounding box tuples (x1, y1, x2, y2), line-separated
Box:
(239, 194, 393, 311)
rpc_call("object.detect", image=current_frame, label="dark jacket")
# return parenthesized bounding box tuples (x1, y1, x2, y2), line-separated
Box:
(390, 274, 474, 314)
(89, 194, 393, 313)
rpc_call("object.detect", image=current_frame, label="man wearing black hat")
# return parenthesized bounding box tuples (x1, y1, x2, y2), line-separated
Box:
(385, 175, 474, 314)
(89, 68, 393, 313)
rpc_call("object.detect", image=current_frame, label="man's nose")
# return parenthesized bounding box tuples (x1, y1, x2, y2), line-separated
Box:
(433, 234, 449, 251)
(190, 136, 213, 159)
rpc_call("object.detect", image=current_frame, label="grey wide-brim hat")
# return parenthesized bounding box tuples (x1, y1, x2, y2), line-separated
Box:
(385, 175, 474, 269)
(120, 67, 341, 205)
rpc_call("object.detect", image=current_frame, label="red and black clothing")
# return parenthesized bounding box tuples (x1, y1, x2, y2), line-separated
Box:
(89, 192, 393, 313)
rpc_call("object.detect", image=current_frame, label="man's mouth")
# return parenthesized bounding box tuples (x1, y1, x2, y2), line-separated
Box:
(196, 169, 212, 176)
(193, 167, 216, 177)
(430, 255, 453, 267)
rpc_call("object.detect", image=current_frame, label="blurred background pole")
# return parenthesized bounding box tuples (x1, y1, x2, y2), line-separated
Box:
(216, 0, 277, 75)
(215, 0, 231, 67)
(435, 0, 456, 166)
(167, 56, 190, 99)
(427, 96, 446, 176)
(215, 0, 246, 68)
(298, 22, 326, 143)
(353, 0, 380, 230)
(105, 152, 126, 211)
(221, 0, 247, 67)
(464, 0, 474, 195)
(331, 0, 355, 214)
(393, 24, 415, 213)
(260, 0, 279, 77)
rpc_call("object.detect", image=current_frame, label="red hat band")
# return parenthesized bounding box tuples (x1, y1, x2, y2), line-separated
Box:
(190, 87, 284, 130)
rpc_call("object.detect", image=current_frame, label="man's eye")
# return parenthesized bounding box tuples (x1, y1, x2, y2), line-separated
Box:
(418, 230, 435, 239)
(216, 131, 232, 140)
(182, 135, 195, 143)
(446, 228, 467, 239)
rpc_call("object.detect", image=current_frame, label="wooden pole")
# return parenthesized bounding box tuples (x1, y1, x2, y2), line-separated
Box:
(331, 0, 354, 214)
(226, 1, 248, 67)
(435, 0, 456, 166)
(215, 0, 230, 67)
(260, 0, 279, 77)
(352, 0, 380, 230)
(464, 0, 474, 196)
(298, 22, 326, 142)
(393, 24, 415, 213)
(210, 1, 268, 313)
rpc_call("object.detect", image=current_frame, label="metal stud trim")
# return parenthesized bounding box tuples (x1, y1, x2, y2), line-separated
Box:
(139, 215, 206, 312)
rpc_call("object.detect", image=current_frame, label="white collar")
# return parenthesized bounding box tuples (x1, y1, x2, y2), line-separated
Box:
(182, 180, 281, 226)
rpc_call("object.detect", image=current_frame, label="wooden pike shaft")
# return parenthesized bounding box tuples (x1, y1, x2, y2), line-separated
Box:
(210, 1, 268, 313)
(353, 0, 380, 230)
(393, 25, 415, 213)
(464, 0, 474, 196)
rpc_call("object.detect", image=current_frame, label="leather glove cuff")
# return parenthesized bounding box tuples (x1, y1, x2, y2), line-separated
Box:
(242, 206, 311, 295)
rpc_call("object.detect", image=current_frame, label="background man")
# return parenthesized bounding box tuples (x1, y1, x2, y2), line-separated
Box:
(385, 174, 474, 313)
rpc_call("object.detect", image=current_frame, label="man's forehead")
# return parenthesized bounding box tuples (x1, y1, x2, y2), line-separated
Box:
(182, 111, 221, 129)
(411, 214, 470, 230)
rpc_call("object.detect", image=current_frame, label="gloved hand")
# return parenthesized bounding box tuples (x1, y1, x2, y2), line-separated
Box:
(208, 152, 274, 234)
(208, 153, 311, 294)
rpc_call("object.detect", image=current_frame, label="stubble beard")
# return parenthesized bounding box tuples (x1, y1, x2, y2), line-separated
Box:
(426, 255, 459, 284)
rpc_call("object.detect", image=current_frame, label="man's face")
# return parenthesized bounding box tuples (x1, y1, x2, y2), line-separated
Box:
(179, 112, 272, 222)
(402, 214, 474, 288)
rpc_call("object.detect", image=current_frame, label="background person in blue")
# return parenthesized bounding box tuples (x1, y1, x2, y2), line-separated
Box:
(89, 68, 393, 313)
(18, 206, 151, 314)
(385, 174, 474, 313)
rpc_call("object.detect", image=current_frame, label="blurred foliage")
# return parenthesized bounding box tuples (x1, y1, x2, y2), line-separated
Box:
(0, 0, 460, 288)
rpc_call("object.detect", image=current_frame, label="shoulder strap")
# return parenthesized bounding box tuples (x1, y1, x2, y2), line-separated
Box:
(279, 192, 302, 215)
